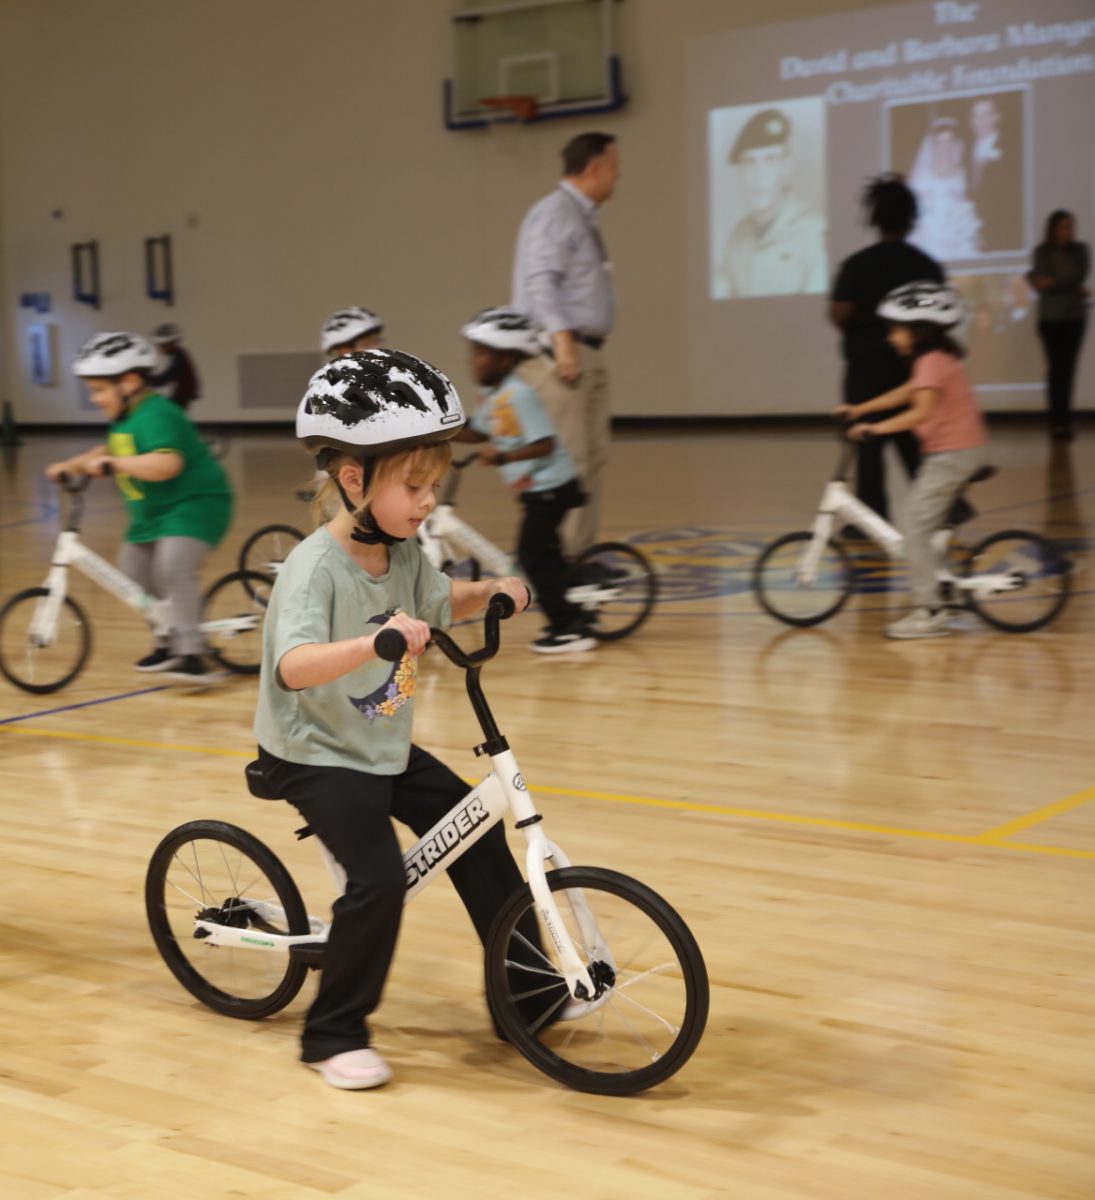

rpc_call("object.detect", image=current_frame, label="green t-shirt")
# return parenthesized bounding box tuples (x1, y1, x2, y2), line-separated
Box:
(106, 393, 233, 545)
(253, 525, 454, 775)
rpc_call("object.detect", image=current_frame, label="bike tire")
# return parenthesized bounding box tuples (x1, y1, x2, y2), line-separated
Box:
(752, 531, 854, 627)
(485, 866, 709, 1096)
(571, 542, 658, 641)
(145, 820, 311, 1019)
(0, 587, 93, 694)
(237, 524, 304, 593)
(202, 570, 271, 674)
(962, 529, 1072, 633)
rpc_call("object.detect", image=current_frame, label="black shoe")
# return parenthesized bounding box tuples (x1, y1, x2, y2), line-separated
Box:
(163, 655, 226, 685)
(134, 647, 182, 672)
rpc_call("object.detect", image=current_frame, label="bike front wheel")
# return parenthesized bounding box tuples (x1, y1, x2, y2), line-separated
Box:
(0, 587, 93, 694)
(237, 524, 304, 592)
(753, 531, 853, 626)
(145, 820, 311, 1019)
(962, 529, 1072, 632)
(569, 542, 657, 641)
(201, 570, 271, 674)
(485, 866, 709, 1096)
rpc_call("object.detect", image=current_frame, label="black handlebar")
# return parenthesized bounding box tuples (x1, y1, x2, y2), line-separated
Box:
(373, 591, 520, 668)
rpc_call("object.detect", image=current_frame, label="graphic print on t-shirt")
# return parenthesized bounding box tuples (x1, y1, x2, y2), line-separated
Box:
(347, 610, 418, 721)
(107, 431, 144, 501)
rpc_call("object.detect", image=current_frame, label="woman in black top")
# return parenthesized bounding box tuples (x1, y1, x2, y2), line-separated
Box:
(830, 176, 945, 522)
(1027, 210, 1090, 441)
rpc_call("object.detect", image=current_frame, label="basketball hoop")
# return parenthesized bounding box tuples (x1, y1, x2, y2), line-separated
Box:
(480, 94, 540, 123)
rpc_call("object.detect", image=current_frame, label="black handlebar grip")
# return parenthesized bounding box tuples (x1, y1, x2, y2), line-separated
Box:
(373, 627, 408, 662)
(489, 592, 517, 620)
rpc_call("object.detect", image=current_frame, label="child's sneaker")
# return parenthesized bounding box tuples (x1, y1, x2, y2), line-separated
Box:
(134, 647, 183, 673)
(307, 1048, 392, 1091)
(885, 608, 952, 640)
(531, 627, 597, 654)
(163, 655, 227, 684)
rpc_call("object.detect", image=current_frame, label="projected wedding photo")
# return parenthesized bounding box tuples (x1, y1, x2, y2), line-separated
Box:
(886, 87, 1027, 262)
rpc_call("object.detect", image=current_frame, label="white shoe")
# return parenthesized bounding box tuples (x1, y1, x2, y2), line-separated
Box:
(885, 608, 952, 640)
(307, 1048, 392, 1090)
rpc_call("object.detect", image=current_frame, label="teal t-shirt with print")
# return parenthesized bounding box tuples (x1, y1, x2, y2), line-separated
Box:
(469, 373, 576, 492)
(106, 393, 233, 545)
(253, 526, 453, 775)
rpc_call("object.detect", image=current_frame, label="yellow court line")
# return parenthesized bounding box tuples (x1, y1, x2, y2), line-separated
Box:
(975, 784, 1095, 843)
(5, 724, 1095, 861)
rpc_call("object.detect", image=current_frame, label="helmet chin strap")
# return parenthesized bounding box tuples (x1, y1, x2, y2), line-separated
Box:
(331, 459, 405, 547)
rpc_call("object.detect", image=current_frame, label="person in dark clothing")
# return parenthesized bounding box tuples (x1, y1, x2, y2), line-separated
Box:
(1026, 210, 1090, 441)
(830, 175, 946, 523)
(150, 323, 201, 411)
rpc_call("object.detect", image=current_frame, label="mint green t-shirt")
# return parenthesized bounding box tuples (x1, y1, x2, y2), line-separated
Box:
(106, 393, 233, 545)
(253, 526, 453, 775)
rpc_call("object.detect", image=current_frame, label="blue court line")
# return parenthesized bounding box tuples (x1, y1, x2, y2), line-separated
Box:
(0, 684, 170, 726)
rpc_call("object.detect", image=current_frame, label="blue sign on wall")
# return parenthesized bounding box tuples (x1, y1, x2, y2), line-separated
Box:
(20, 292, 52, 314)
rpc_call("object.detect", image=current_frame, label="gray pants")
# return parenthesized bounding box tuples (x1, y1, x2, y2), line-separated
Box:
(517, 346, 611, 556)
(903, 446, 988, 609)
(119, 537, 211, 656)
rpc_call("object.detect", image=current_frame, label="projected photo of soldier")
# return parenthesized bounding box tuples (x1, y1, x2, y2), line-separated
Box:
(715, 106, 827, 299)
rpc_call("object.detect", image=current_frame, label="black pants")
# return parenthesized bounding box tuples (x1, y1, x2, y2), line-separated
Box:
(256, 745, 547, 1061)
(517, 478, 586, 632)
(1038, 320, 1087, 432)
(844, 358, 921, 521)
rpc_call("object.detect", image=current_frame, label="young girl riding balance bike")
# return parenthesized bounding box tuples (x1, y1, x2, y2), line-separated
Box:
(837, 281, 988, 640)
(253, 349, 549, 1090)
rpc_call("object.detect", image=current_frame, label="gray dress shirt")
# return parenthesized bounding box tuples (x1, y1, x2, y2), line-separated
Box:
(511, 181, 615, 338)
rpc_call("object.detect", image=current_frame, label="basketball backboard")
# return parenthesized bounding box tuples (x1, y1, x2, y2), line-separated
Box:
(445, 0, 625, 129)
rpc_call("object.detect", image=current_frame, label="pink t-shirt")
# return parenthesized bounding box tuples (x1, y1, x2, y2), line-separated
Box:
(909, 351, 987, 453)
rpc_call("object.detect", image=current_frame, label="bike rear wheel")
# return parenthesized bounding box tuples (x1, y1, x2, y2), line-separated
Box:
(0, 587, 93, 694)
(145, 820, 311, 1019)
(962, 529, 1072, 632)
(202, 570, 271, 674)
(753, 531, 853, 626)
(569, 542, 657, 641)
(485, 866, 708, 1096)
(237, 524, 304, 593)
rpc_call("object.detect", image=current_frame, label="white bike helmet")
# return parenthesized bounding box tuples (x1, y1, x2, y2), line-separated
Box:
(150, 322, 183, 344)
(461, 307, 543, 357)
(72, 332, 158, 378)
(321, 306, 384, 353)
(878, 281, 964, 327)
(297, 349, 465, 460)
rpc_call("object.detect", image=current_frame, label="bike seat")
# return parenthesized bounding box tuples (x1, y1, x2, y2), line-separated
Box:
(967, 465, 997, 485)
(245, 759, 282, 801)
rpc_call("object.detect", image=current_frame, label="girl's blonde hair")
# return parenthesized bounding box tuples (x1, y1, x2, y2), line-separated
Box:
(310, 442, 453, 529)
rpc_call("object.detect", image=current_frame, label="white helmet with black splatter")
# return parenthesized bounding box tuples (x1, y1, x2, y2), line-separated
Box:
(320, 306, 385, 354)
(878, 281, 964, 327)
(72, 332, 158, 379)
(460, 307, 544, 357)
(297, 349, 465, 545)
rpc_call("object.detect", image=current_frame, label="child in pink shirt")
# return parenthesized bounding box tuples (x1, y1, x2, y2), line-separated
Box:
(838, 281, 989, 639)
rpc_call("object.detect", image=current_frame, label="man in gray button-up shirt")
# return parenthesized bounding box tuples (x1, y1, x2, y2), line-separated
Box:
(511, 132, 620, 554)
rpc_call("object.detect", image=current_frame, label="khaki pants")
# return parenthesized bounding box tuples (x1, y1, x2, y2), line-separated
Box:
(517, 345, 611, 556)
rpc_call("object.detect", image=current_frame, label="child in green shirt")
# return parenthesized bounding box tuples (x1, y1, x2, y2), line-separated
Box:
(45, 332, 234, 682)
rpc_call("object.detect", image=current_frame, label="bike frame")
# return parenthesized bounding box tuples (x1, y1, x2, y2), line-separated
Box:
(197, 750, 601, 1000)
(30, 528, 172, 643)
(28, 479, 260, 647)
(800, 459, 1021, 598)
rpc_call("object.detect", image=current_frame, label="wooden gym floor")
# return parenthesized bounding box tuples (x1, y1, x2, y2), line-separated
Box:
(1, 424, 1093, 1199)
